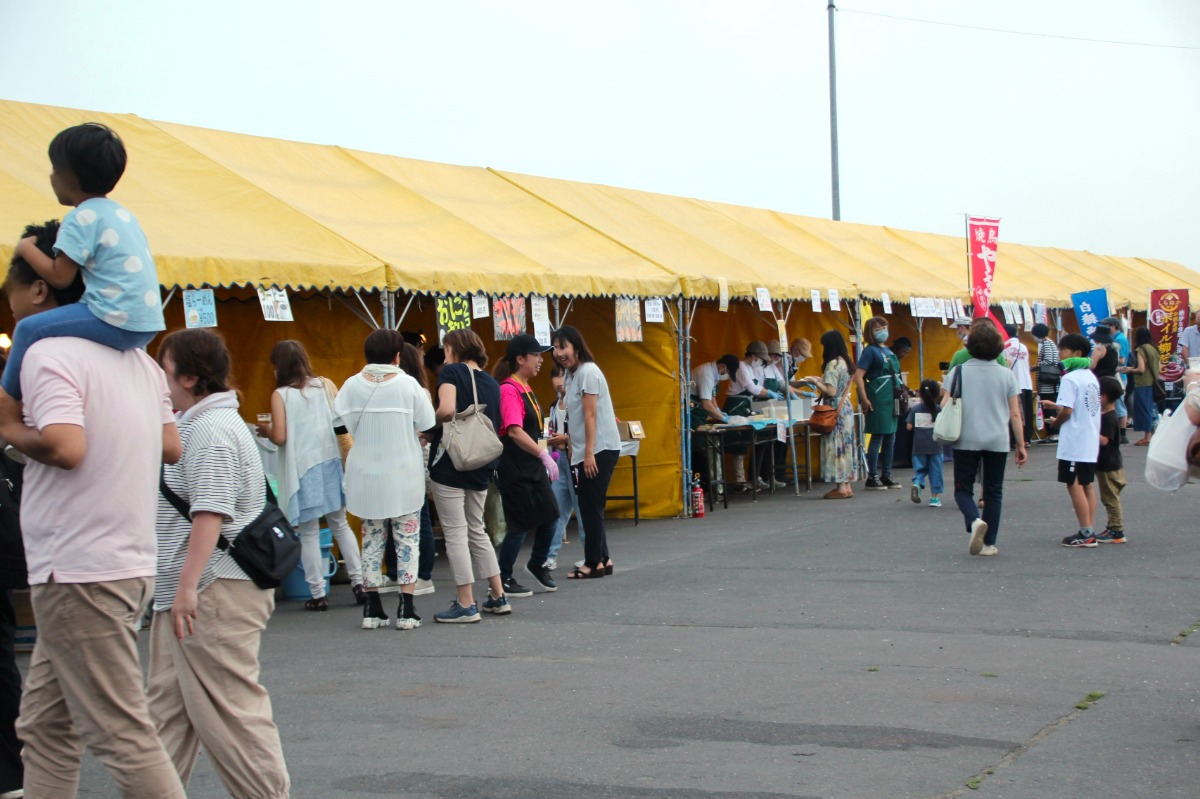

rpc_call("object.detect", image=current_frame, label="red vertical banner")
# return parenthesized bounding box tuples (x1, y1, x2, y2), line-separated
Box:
(1149, 289, 1190, 380)
(967, 217, 1000, 317)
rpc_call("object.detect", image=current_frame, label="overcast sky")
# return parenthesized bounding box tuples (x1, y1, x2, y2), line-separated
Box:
(1, 0, 1196, 271)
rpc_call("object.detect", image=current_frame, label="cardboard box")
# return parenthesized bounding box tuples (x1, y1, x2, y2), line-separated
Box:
(617, 420, 645, 440)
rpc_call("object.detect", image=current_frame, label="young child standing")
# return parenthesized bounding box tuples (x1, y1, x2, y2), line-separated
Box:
(1093, 376, 1127, 543)
(2, 123, 164, 403)
(907, 378, 944, 507)
(1040, 333, 1102, 548)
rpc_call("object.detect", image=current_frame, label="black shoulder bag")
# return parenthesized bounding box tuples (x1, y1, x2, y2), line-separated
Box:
(159, 473, 301, 590)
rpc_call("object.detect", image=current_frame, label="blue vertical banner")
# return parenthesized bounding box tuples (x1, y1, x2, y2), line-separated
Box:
(1070, 289, 1109, 337)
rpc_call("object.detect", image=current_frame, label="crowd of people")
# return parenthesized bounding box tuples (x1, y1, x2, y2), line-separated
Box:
(0, 121, 1193, 799)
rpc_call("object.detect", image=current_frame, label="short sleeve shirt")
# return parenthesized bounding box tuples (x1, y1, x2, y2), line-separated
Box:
(428, 363, 502, 491)
(19, 339, 174, 584)
(54, 198, 165, 333)
(690, 362, 718, 401)
(564, 362, 622, 464)
(946, 359, 1019, 453)
(1055, 369, 1101, 463)
(1097, 410, 1122, 472)
(906, 402, 941, 455)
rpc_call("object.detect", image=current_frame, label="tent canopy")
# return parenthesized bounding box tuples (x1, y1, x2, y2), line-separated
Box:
(1, 98, 1197, 309)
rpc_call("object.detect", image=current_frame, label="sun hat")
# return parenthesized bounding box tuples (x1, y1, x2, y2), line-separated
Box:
(745, 340, 769, 361)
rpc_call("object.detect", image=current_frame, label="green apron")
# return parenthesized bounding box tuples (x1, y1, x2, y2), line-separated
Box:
(688, 395, 712, 431)
(721, 392, 754, 453)
(863, 346, 900, 435)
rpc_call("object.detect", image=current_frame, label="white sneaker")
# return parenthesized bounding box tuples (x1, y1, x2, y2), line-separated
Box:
(969, 519, 988, 556)
(361, 616, 390, 630)
(395, 616, 421, 630)
(771, 478, 789, 489)
(979, 545, 998, 556)
(754, 478, 771, 491)
(544, 558, 558, 571)
(413, 579, 435, 596)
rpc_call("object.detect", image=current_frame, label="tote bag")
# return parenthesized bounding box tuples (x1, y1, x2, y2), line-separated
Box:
(1145, 405, 1197, 491)
(443, 367, 504, 471)
(932, 367, 963, 445)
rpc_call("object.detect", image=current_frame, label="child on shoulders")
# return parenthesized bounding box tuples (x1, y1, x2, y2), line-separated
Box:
(3, 123, 164, 403)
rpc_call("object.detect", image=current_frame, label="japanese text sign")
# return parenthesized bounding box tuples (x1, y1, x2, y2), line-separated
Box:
(967, 217, 1000, 318)
(183, 289, 217, 329)
(1149, 289, 1189, 372)
(1070, 289, 1109, 338)
(436, 295, 471, 343)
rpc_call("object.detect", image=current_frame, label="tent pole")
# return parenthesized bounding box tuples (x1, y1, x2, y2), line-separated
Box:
(679, 296, 692, 517)
(916, 317, 925, 382)
(160, 287, 177, 311)
(394, 293, 416, 331)
(337, 292, 381, 329)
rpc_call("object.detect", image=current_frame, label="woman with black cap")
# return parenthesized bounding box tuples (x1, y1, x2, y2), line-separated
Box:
(493, 334, 560, 596)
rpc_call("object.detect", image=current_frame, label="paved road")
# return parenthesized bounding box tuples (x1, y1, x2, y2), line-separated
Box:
(65, 442, 1198, 797)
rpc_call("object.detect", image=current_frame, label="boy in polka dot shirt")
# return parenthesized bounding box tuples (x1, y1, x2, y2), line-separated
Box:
(3, 122, 165, 403)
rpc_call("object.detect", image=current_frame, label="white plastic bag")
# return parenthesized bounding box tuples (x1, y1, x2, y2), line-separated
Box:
(1145, 406, 1196, 492)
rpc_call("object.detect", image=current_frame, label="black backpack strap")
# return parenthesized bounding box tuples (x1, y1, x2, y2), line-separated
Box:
(159, 468, 232, 552)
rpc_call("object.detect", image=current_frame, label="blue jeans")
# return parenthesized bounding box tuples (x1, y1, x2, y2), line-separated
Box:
(866, 432, 895, 478)
(1, 304, 156, 400)
(952, 449, 1008, 547)
(911, 452, 945, 495)
(546, 455, 580, 561)
(496, 517, 556, 581)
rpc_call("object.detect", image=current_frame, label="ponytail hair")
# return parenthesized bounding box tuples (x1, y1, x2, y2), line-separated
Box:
(919, 378, 941, 419)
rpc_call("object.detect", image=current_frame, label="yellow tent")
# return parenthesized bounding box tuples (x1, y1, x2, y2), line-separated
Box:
(3, 98, 1199, 516)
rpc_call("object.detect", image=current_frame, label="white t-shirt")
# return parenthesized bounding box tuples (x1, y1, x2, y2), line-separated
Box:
(1055, 369, 1101, 463)
(1003, 338, 1033, 392)
(690, 362, 719, 401)
(564, 362, 622, 464)
(729, 358, 766, 396)
(335, 371, 436, 519)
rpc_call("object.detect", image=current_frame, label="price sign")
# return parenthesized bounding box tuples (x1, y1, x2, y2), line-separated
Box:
(183, 289, 217, 328)
(436, 295, 471, 343)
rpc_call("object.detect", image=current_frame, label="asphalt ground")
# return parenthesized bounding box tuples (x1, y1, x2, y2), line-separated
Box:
(59, 440, 1199, 798)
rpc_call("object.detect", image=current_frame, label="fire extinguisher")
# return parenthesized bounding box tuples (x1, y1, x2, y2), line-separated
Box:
(692, 473, 706, 518)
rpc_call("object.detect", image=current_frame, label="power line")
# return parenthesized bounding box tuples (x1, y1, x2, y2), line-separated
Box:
(839, 7, 1200, 51)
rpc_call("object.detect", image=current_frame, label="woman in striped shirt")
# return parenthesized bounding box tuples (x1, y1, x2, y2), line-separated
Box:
(149, 329, 290, 799)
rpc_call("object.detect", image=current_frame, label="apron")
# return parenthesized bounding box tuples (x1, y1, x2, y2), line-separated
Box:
(863, 345, 900, 435)
(496, 380, 559, 532)
(689, 395, 712, 431)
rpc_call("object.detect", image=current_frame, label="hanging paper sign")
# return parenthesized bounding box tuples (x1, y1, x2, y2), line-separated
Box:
(183, 289, 217, 329)
(644, 298, 665, 323)
(1149, 289, 1189, 375)
(933, 299, 947, 322)
(1033, 301, 1047, 326)
(967, 217, 1000, 317)
(615, 297, 642, 343)
(257, 287, 293, 322)
(492, 295, 526, 340)
(910, 297, 937, 318)
(1070, 289, 1109, 337)
(828, 289, 841, 312)
(776, 320, 788, 350)
(810, 289, 822, 313)
(530, 294, 551, 346)
(756, 287, 773, 312)
(1021, 300, 1033, 328)
(1001, 303, 1016, 325)
(717, 278, 730, 312)
(881, 292, 892, 314)
(436, 295, 471, 343)
(472, 294, 490, 319)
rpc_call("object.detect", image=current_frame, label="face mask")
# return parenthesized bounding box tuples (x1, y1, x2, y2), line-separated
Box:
(795, 355, 806, 364)
(717, 372, 730, 382)
(874, 329, 888, 343)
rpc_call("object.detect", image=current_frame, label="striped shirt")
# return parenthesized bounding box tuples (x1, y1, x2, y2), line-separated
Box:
(155, 404, 263, 610)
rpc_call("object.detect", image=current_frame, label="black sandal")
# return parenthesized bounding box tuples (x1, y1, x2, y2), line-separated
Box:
(604, 561, 614, 576)
(567, 565, 605, 579)
(304, 597, 329, 612)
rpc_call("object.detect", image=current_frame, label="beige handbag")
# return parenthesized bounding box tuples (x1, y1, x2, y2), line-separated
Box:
(442, 367, 503, 471)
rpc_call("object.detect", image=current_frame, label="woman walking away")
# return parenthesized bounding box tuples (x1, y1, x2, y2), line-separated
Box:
(804, 330, 857, 499)
(854, 317, 902, 490)
(493, 334, 560, 596)
(553, 325, 622, 579)
(336, 330, 436, 630)
(945, 320, 1027, 557)
(907, 379, 945, 507)
(1120, 327, 1159, 446)
(428, 329, 508, 622)
(257, 340, 364, 610)
(150, 329, 290, 799)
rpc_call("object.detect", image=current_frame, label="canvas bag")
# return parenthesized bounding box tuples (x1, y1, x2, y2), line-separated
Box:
(932, 366, 963, 445)
(1145, 405, 1197, 492)
(443, 366, 504, 471)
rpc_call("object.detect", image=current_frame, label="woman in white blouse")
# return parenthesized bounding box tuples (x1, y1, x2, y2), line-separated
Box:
(257, 340, 363, 611)
(335, 330, 436, 631)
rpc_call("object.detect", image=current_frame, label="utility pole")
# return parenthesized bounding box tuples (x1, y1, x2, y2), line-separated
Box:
(827, 0, 841, 221)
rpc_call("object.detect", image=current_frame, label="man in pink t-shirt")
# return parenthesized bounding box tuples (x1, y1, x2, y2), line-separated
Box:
(0, 231, 186, 799)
